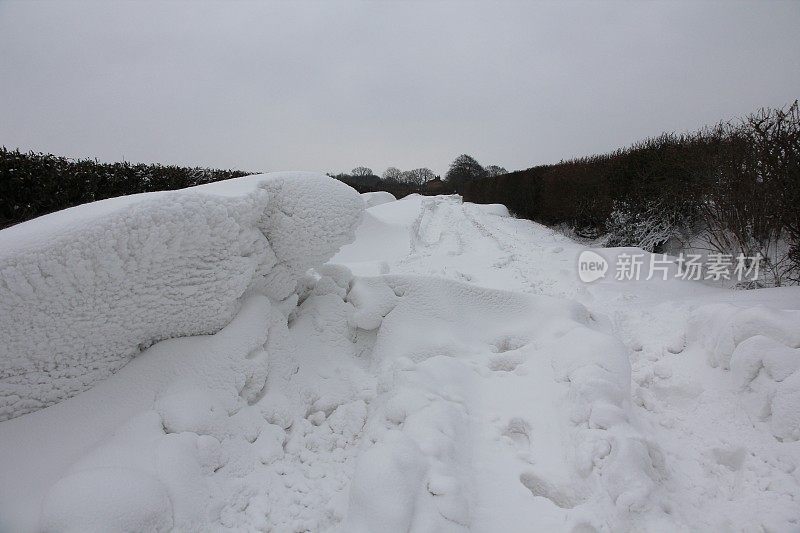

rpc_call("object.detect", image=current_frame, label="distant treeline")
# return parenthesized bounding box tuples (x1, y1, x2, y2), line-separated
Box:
(329, 157, 507, 198)
(462, 102, 800, 285)
(329, 172, 422, 199)
(0, 148, 252, 229)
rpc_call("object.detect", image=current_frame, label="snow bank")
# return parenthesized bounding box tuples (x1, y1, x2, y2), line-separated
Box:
(688, 303, 800, 370)
(0, 295, 280, 531)
(688, 303, 800, 440)
(361, 191, 396, 209)
(472, 203, 510, 217)
(331, 194, 426, 275)
(0, 172, 363, 421)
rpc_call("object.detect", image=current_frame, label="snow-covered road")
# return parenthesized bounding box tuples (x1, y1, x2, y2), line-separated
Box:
(1, 187, 799, 532)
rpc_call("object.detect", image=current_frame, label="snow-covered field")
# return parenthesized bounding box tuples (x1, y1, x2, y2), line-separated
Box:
(1, 178, 799, 532)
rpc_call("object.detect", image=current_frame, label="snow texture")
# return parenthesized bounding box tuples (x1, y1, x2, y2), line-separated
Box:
(0, 172, 363, 421)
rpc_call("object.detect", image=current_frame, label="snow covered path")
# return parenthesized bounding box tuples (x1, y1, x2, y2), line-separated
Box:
(1, 189, 799, 532)
(334, 194, 800, 532)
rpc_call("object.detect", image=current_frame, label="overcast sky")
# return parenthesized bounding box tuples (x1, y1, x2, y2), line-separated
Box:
(1, 1, 798, 176)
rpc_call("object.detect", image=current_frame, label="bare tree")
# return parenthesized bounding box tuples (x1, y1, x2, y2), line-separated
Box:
(695, 101, 800, 285)
(382, 167, 403, 182)
(351, 166, 374, 177)
(485, 165, 507, 177)
(400, 168, 436, 186)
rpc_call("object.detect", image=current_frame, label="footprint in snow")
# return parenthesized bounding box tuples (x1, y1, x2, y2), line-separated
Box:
(489, 353, 524, 372)
(502, 417, 531, 450)
(519, 471, 583, 509)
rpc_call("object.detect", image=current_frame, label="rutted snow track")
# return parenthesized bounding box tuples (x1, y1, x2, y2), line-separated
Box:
(1, 190, 799, 532)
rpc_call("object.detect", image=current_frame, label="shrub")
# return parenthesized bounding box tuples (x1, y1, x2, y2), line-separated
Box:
(461, 101, 800, 285)
(0, 148, 252, 229)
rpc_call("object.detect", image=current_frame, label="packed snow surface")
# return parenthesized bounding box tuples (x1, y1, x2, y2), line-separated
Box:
(1, 191, 799, 532)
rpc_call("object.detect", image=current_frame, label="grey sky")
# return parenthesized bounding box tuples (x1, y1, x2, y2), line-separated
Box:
(1, 1, 798, 176)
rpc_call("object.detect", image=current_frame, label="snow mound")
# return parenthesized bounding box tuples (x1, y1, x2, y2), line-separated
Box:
(339, 275, 667, 531)
(688, 303, 800, 440)
(688, 303, 800, 370)
(361, 191, 396, 209)
(473, 203, 510, 217)
(0, 172, 363, 421)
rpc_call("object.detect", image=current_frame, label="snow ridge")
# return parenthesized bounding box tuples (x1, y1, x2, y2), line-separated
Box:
(0, 172, 363, 421)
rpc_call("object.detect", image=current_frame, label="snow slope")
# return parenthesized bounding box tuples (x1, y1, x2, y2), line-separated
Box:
(1, 191, 799, 532)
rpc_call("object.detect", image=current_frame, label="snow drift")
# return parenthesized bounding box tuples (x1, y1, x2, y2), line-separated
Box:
(361, 191, 396, 209)
(688, 303, 800, 441)
(3, 185, 800, 532)
(0, 172, 363, 421)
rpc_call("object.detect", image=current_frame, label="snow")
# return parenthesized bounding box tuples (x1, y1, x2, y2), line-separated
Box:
(0, 172, 363, 421)
(472, 203, 510, 217)
(361, 191, 396, 208)
(40, 467, 174, 533)
(1, 189, 800, 531)
(687, 303, 800, 369)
